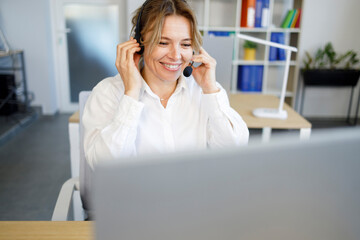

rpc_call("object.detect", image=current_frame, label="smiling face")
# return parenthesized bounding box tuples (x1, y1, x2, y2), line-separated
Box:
(142, 15, 193, 85)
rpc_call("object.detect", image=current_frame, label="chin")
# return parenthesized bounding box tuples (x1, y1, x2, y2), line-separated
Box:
(159, 71, 183, 82)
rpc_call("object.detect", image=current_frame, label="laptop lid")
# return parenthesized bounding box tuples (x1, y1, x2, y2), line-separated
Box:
(94, 128, 360, 240)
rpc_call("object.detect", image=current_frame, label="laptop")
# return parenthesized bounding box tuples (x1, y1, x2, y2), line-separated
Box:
(93, 127, 360, 240)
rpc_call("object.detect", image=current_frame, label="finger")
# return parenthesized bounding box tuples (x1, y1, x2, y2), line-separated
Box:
(192, 50, 208, 61)
(120, 41, 138, 63)
(117, 40, 139, 66)
(116, 39, 138, 57)
(199, 47, 214, 60)
(115, 45, 122, 70)
(199, 47, 215, 63)
(117, 39, 137, 53)
(116, 40, 135, 66)
(191, 55, 215, 68)
(126, 43, 141, 65)
(198, 47, 208, 56)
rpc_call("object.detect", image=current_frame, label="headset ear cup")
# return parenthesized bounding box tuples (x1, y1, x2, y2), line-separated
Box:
(138, 46, 144, 55)
(134, 34, 144, 54)
(134, 26, 144, 55)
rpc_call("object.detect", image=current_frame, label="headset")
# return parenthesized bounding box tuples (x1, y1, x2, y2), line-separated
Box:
(134, 0, 194, 77)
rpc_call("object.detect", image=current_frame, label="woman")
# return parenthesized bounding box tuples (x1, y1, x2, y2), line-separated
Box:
(83, 0, 249, 169)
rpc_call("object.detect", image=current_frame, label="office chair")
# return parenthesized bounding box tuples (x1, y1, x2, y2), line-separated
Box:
(52, 91, 93, 221)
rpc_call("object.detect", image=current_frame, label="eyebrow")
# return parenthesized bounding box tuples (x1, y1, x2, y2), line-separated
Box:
(161, 36, 192, 41)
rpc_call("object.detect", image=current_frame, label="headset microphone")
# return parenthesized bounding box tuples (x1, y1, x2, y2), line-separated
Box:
(183, 61, 194, 77)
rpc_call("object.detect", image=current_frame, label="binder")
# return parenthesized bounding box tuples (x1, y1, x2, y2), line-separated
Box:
(281, 9, 295, 28)
(295, 8, 302, 28)
(208, 31, 231, 37)
(238, 66, 251, 91)
(256, 65, 263, 91)
(269, 33, 278, 61)
(277, 33, 286, 61)
(250, 66, 257, 91)
(255, 0, 263, 28)
(252, 65, 263, 91)
(261, 0, 270, 28)
(238, 65, 263, 92)
(290, 9, 299, 28)
(288, 9, 297, 28)
(240, 0, 248, 27)
(241, 0, 256, 28)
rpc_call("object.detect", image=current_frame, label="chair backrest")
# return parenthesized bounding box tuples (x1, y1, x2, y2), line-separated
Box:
(79, 91, 93, 217)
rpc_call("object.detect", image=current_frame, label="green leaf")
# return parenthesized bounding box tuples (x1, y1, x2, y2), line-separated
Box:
(303, 42, 359, 70)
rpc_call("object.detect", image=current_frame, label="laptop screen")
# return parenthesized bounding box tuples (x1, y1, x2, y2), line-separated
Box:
(93, 127, 360, 240)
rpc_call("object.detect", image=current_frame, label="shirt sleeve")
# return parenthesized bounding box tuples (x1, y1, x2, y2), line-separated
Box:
(201, 84, 249, 148)
(82, 79, 144, 169)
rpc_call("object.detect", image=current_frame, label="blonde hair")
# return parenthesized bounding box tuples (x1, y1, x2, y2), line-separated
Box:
(131, 0, 202, 54)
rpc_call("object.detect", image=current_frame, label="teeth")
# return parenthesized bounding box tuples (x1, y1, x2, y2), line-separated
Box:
(163, 63, 180, 69)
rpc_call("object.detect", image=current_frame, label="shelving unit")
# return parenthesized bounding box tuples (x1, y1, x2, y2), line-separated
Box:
(0, 50, 30, 113)
(188, 0, 303, 107)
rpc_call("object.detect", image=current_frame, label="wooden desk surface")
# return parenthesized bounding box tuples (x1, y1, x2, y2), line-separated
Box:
(69, 111, 80, 123)
(69, 94, 312, 130)
(230, 94, 311, 129)
(0, 221, 93, 240)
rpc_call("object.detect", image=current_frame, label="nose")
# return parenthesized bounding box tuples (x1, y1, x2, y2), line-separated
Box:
(169, 44, 181, 60)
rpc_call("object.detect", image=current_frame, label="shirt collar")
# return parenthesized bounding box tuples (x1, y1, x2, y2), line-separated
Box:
(173, 75, 189, 95)
(139, 75, 190, 100)
(139, 79, 151, 100)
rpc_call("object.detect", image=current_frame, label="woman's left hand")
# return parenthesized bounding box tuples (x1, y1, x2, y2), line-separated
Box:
(191, 47, 220, 94)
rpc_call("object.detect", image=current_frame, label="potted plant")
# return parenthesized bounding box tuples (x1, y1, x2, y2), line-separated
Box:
(243, 40, 257, 61)
(302, 42, 360, 86)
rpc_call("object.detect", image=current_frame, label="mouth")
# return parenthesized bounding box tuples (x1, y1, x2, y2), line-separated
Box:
(161, 62, 182, 71)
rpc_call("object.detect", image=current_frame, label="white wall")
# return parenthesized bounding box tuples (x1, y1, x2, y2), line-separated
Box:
(1, 0, 359, 117)
(126, 0, 143, 36)
(298, 0, 360, 118)
(0, 0, 57, 115)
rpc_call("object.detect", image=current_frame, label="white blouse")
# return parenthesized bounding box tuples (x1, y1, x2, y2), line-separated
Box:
(83, 74, 249, 169)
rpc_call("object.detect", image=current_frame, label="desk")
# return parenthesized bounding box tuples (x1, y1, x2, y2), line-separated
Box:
(0, 221, 93, 240)
(230, 94, 312, 142)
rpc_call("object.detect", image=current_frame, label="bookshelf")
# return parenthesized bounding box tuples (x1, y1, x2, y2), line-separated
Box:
(188, 0, 303, 107)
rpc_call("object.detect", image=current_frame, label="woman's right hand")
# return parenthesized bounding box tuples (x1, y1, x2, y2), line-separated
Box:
(115, 37, 143, 100)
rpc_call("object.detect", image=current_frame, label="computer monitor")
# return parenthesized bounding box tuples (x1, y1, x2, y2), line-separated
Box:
(93, 127, 360, 240)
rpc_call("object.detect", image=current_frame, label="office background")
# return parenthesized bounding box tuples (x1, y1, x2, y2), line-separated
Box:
(0, 0, 360, 221)
(0, 0, 359, 117)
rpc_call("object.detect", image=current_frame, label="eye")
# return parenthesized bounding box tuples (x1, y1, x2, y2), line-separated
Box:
(182, 43, 192, 48)
(159, 42, 168, 46)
